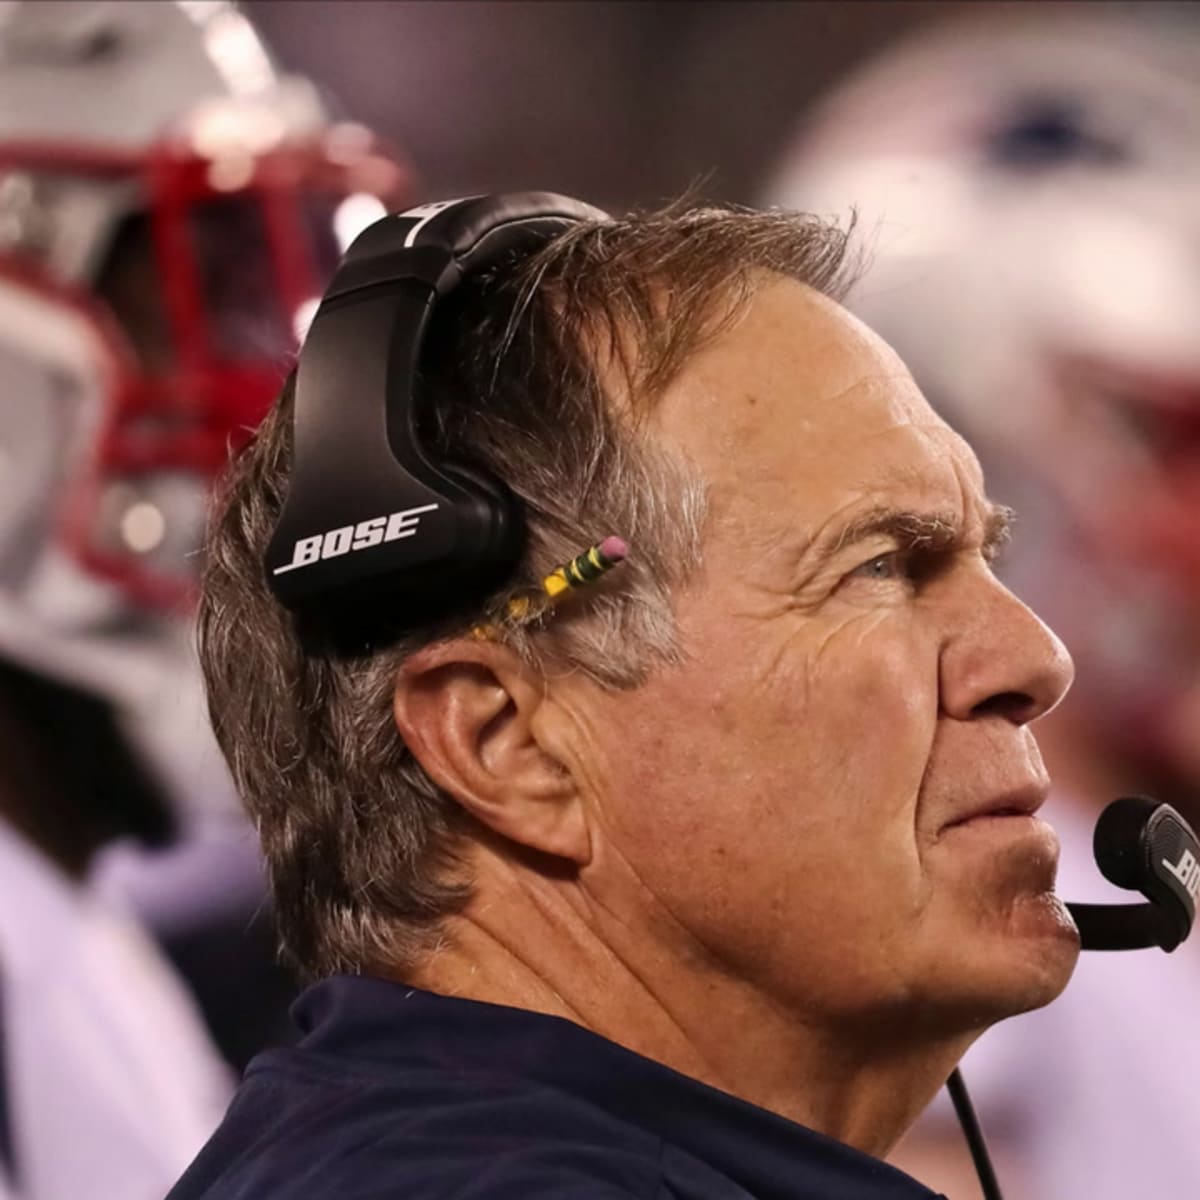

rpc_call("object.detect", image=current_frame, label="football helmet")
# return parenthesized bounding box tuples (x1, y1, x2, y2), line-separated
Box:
(0, 0, 410, 617)
(0, 0, 411, 830)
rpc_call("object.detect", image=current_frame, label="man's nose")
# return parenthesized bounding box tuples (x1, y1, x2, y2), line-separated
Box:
(939, 576, 1075, 725)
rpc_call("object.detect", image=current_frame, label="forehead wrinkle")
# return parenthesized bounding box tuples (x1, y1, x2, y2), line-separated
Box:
(779, 370, 922, 420)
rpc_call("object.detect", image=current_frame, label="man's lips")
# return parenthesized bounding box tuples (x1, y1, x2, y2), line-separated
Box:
(941, 782, 1050, 832)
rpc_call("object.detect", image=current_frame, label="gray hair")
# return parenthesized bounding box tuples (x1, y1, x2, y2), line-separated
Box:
(198, 200, 853, 981)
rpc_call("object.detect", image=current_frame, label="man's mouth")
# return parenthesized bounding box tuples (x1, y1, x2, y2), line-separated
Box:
(941, 782, 1050, 833)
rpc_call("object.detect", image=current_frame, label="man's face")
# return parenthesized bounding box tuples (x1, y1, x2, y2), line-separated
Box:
(569, 278, 1078, 1036)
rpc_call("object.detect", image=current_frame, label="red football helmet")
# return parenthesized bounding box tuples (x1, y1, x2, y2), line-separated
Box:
(0, 0, 412, 617)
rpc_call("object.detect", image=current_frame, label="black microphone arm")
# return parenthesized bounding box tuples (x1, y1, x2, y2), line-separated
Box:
(952, 795, 1200, 1200)
(1065, 901, 1172, 951)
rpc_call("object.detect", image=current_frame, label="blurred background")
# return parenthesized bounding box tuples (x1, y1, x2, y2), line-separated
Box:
(242, 0, 950, 208)
(0, 1, 1196, 1198)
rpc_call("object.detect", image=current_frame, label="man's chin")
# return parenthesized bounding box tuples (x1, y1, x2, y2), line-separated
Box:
(941, 892, 1081, 1028)
(1000, 890, 1080, 1005)
(922, 820, 1081, 1015)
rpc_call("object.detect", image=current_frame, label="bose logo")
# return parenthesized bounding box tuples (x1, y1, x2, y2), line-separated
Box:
(400, 197, 470, 247)
(1163, 847, 1200, 907)
(272, 503, 439, 575)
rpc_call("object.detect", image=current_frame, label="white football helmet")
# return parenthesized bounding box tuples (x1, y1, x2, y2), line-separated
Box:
(0, 0, 411, 834)
(765, 4, 1200, 786)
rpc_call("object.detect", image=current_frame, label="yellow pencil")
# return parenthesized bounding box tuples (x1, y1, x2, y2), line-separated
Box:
(473, 536, 629, 637)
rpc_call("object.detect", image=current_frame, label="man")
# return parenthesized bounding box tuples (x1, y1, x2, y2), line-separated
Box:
(172, 199, 1076, 1199)
(764, 7, 1200, 1196)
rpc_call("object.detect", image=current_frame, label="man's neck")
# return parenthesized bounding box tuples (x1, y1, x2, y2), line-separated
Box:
(398, 842, 969, 1159)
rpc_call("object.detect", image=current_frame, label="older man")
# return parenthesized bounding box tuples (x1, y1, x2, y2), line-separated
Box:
(169, 198, 1076, 1199)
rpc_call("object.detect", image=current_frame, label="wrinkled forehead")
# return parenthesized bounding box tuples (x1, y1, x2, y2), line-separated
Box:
(652, 278, 982, 533)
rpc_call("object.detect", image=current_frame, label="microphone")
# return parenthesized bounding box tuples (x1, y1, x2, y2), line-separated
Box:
(951, 796, 1200, 1200)
(1066, 795, 1199, 952)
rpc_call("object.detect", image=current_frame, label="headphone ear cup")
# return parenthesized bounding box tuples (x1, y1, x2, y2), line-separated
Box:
(267, 193, 606, 622)
(441, 458, 507, 503)
(440, 459, 521, 566)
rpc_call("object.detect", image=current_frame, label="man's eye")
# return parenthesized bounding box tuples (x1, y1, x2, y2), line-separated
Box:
(850, 552, 903, 582)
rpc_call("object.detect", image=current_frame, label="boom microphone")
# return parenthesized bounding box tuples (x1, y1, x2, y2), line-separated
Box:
(952, 795, 1200, 1200)
(1065, 795, 1199, 952)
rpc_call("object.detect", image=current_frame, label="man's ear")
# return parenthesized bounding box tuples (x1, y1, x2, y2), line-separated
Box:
(393, 639, 590, 865)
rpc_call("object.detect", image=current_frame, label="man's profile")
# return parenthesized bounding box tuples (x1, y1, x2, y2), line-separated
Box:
(169, 198, 1078, 1200)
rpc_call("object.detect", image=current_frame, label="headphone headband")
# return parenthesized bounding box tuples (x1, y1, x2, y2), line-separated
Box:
(262, 192, 608, 635)
(326, 193, 605, 301)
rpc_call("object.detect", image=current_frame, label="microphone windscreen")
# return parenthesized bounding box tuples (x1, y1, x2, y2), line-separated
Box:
(1093, 795, 1158, 890)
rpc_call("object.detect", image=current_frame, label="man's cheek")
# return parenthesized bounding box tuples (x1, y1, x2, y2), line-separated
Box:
(803, 618, 937, 774)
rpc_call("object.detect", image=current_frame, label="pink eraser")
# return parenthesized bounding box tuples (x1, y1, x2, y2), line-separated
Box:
(599, 535, 629, 563)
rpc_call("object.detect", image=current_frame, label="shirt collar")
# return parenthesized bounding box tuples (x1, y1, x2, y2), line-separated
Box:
(294, 975, 941, 1200)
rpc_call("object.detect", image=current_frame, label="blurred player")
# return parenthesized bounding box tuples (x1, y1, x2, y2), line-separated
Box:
(764, 5, 1200, 1197)
(0, 1, 409, 1196)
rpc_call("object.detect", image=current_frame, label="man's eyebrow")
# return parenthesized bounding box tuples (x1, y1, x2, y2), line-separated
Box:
(824, 503, 1015, 560)
(982, 505, 1015, 561)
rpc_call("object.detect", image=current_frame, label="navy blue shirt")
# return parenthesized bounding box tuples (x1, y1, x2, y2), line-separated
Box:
(168, 975, 942, 1199)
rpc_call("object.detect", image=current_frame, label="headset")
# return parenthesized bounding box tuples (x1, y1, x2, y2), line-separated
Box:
(262, 192, 1199, 1199)
(264, 192, 608, 640)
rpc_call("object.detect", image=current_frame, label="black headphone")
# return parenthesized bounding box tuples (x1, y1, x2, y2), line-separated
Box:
(263, 193, 608, 633)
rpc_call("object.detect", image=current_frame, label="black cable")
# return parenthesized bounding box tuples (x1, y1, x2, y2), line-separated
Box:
(947, 1068, 1003, 1200)
(0, 968, 15, 1188)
